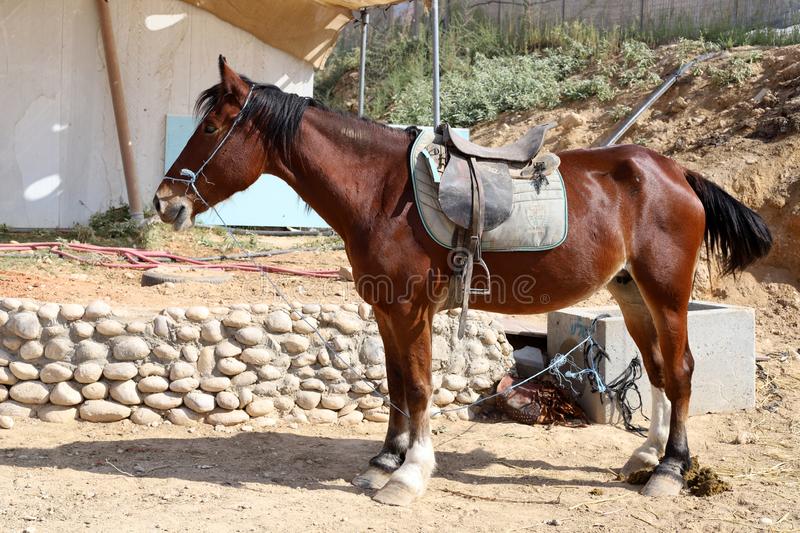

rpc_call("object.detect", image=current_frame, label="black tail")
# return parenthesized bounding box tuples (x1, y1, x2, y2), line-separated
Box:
(684, 169, 772, 275)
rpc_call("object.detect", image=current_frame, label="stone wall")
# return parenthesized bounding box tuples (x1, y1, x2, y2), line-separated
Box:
(0, 298, 513, 427)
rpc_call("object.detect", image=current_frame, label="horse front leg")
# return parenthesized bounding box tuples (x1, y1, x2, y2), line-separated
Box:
(352, 310, 409, 490)
(372, 309, 435, 506)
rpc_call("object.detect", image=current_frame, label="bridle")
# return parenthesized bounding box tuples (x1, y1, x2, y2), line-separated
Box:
(165, 85, 255, 210)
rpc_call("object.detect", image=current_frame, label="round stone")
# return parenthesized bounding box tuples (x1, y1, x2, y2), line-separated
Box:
(216, 391, 240, 410)
(75, 340, 109, 362)
(0, 400, 34, 418)
(112, 337, 150, 361)
(10, 381, 50, 404)
(223, 310, 251, 328)
(59, 303, 85, 321)
(235, 326, 264, 346)
(359, 337, 385, 365)
(34, 304, 58, 321)
(245, 398, 274, 417)
(37, 404, 78, 423)
(110, 380, 142, 405)
(1, 298, 21, 311)
(467, 359, 491, 376)
(365, 365, 386, 380)
(231, 371, 257, 387)
(241, 348, 273, 366)
(84, 300, 111, 319)
(292, 317, 318, 335)
(363, 407, 390, 422)
(79, 400, 130, 422)
(0, 350, 11, 366)
(74, 362, 103, 383)
(317, 367, 342, 381)
(176, 326, 200, 342)
(45, 338, 74, 361)
(217, 357, 247, 376)
(10, 312, 42, 340)
(351, 380, 376, 394)
(358, 303, 372, 320)
(169, 377, 199, 393)
(185, 306, 210, 322)
(153, 315, 172, 338)
(320, 394, 348, 410)
(39, 363, 73, 383)
(237, 387, 253, 408)
(200, 376, 231, 393)
(170, 361, 195, 380)
(309, 408, 338, 424)
(296, 366, 315, 380)
(258, 366, 282, 381)
(357, 395, 384, 410)
(9, 361, 39, 380)
(164, 307, 185, 321)
(50, 381, 83, 405)
(215, 340, 242, 358)
(167, 407, 204, 426)
(443, 374, 468, 391)
(0, 414, 13, 428)
(433, 388, 456, 406)
(339, 410, 364, 425)
(332, 312, 363, 335)
(130, 407, 162, 425)
(144, 392, 183, 410)
(471, 376, 493, 391)
(137, 375, 169, 393)
(457, 389, 480, 404)
(71, 321, 95, 338)
(126, 321, 147, 334)
(1, 366, 27, 389)
(264, 311, 292, 333)
(138, 363, 166, 377)
(295, 390, 321, 410)
(2, 336, 22, 352)
(274, 396, 295, 412)
(206, 409, 249, 426)
(0, 311, 7, 328)
(81, 381, 109, 400)
(153, 344, 180, 362)
(0, 385, 6, 402)
(184, 391, 216, 413)
(481, 329, 498, 345)
(281, 334, 310, 354)
(19, 340, 44, 360)
(96, 320, 125, 337)
(182, 345, 199, 362)
(291, 352, 317, 368)
(200, 320, 224, 342)
(103, 362, 138, 381)
(300, 378, 325, 392)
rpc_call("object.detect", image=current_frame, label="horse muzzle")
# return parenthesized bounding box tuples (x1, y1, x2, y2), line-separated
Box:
(153, 193, 194, 231)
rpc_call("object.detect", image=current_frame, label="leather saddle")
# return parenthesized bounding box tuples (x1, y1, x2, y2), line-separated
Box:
(436, 122, 555, 337)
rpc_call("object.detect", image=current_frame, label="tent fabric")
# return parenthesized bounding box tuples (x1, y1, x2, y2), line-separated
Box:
(179, 0, 418, 69)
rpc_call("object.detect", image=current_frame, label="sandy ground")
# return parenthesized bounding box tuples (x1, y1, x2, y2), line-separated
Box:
(0, 354, 797, 532)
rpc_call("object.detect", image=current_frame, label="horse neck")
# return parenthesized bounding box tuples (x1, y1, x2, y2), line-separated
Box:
(268, 108, 411, 241)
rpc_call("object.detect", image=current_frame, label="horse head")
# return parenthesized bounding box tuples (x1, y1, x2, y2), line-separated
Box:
(153, 56, 267, 230)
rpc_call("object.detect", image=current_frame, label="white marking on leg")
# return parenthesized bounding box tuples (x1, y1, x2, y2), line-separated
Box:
(389, 437, 435, 496)
(632, 387, 671, 465)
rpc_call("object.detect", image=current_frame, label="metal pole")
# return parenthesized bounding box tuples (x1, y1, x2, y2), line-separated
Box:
(358, 9, 370, 117)
(95, 0, 143, 222)
(639, 0, 645, 33)
(431, 0, 441, 127)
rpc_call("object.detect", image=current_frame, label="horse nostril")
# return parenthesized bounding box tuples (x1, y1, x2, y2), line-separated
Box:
(153, 194, 161, 213)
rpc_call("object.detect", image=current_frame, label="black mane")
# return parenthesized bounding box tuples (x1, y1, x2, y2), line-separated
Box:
(195, 75, 415, 161)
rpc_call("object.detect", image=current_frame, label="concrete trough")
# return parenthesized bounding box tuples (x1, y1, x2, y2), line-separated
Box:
(546, 301, 755, 424)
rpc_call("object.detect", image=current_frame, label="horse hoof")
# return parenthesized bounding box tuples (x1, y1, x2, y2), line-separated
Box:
(373, 479, 418, 507)
(620, 453, 659, 479)
(352, 467, 392, 490)
(640, 472, 684, 497)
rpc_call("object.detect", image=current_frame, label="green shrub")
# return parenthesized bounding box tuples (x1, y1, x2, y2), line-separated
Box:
(618, 40, 661, 88)
(707, 53, 760, 86)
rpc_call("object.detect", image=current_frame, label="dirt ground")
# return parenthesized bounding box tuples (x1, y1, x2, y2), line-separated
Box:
(1, 45, 800, 530)
(0, 353, 797, 532)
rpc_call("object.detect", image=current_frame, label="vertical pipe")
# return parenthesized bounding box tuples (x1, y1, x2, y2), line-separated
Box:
(358, 9, 369, 117)
(95, 0, 143, 222)
(431, 0, 441, 127)
(639, 0, 645, 33)
(561, 0, 566, 24)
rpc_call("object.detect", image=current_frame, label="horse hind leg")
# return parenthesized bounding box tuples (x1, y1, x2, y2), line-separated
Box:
(607, 274, 671, 478)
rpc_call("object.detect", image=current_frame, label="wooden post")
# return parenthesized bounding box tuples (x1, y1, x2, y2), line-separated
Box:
(95, 0, 143, 222)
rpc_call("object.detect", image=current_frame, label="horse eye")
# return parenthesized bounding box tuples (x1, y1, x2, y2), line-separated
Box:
(204, 124, 217, 134)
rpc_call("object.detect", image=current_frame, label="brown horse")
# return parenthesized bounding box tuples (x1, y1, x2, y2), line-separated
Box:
(154, 57, 772, 505)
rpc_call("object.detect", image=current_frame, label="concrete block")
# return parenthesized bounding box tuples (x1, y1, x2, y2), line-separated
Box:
(547, 301, 755, 423)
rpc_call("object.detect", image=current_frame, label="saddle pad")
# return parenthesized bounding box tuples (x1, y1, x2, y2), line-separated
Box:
(410, 130, 568, 252)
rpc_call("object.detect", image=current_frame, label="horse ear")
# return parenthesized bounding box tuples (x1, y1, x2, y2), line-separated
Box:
(218, 55, 248, 104)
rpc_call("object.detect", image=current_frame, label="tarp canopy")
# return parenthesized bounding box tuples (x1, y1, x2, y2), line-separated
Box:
(180, 0, 421, 69)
